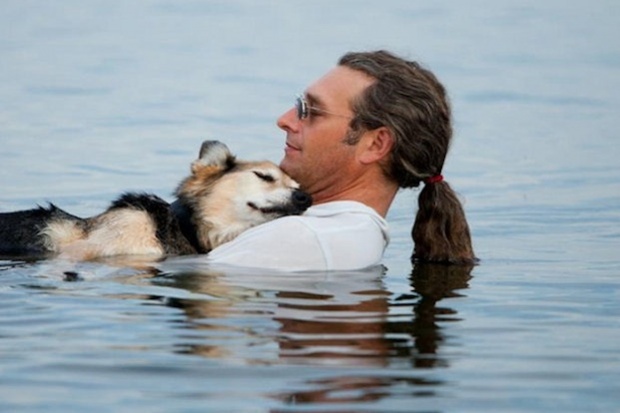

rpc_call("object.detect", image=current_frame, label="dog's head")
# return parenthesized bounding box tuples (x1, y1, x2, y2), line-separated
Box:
(176, 140, 312, 251)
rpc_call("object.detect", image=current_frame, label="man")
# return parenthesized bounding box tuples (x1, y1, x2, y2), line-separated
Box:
(207, 50, 475, 271)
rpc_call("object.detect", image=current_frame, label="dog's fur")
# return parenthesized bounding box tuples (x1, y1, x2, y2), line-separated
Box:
(0, 140, 311, 261)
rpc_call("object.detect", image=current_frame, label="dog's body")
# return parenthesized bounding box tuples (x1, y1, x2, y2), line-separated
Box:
(0, 141, 311, 261)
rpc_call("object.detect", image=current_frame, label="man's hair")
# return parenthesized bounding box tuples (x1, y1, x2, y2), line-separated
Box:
(339, 50, 476, 265)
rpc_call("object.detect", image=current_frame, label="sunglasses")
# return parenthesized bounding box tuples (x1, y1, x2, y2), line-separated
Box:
(295, 94, 353, 120)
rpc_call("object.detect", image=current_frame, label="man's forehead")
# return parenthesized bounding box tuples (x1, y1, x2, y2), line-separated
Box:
(305, 66, 374, 107)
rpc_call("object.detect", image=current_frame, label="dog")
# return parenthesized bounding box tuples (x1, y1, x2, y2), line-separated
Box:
(0, 140, 312, 261)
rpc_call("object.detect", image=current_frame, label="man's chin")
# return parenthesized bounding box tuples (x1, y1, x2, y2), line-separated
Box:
(279, 159, 301, 183)
(279, 160, 293, 177)
(279, 152, 293, 171)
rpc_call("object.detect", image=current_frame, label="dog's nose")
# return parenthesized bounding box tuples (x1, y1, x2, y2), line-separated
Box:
(292, 189, 312, 211)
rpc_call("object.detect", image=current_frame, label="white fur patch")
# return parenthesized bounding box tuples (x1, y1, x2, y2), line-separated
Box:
(47, 210, 164, 261)
(41, 220, 85, 252)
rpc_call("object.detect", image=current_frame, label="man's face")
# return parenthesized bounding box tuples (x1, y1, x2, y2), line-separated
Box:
(276, 65, 374, 201)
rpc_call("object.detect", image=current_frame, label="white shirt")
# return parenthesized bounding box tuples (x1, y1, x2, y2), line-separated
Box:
(206, 201, 389, 272)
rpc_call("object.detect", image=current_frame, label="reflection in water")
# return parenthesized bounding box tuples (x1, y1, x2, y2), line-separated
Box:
(404, 263, 473, 369)
(272, 263, 473, 406)
(150, 261, 473, 406)
(273, 285, 391, 365)
(274, 375, 443, 406)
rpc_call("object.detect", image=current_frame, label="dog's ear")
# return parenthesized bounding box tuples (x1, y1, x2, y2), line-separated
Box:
(178, 140, 238, 200)
(192, 140, 236, 172)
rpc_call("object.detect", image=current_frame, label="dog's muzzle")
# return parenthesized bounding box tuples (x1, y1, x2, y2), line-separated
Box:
(248, 189, 312, 216)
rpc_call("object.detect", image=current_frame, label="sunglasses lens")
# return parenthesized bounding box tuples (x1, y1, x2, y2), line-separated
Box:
(296, 95, 307, 120)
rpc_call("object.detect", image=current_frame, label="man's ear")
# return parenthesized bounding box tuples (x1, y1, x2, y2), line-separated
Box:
(357, 127, 394, 165)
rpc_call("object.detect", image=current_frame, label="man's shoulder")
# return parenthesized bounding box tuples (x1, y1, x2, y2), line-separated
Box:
(304, 200, 383, 218)
(240, 200, 386, 238)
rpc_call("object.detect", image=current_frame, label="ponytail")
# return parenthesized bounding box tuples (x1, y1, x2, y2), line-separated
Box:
(338, 50, 476, 265)
(412, 180, 476, 265)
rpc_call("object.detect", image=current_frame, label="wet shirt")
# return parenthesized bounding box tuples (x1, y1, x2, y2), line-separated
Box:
(206, 201, 389, 271)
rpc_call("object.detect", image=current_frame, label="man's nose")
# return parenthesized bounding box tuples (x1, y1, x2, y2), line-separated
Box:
(277, 107, 300, 132)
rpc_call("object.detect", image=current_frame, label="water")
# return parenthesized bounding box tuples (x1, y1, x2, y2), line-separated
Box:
(1, 1, 619, 412)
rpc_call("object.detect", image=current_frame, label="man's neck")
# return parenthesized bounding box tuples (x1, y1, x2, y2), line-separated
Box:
(311, 178, 398, 217)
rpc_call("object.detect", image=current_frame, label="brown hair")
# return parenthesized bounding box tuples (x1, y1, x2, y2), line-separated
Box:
(339, 50, 476, 265)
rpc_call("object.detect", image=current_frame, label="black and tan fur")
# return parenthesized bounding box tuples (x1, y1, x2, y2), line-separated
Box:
(0, 141, 311, 261)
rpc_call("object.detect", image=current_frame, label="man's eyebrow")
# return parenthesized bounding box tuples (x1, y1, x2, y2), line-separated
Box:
(304, 92, 325, 108)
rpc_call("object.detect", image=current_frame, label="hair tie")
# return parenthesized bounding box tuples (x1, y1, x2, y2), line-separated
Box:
(424, 174, 443, 184)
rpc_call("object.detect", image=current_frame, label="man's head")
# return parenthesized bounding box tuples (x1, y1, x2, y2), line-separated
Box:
(277, 64, 387, 202)
(338, 50, 452, 188)
(278, 50, 452, 195)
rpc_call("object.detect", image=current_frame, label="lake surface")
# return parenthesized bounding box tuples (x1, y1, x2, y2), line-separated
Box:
(1, 1, 619, 412)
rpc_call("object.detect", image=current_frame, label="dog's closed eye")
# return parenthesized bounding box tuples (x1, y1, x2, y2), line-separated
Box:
(253, 171, 275, 183)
